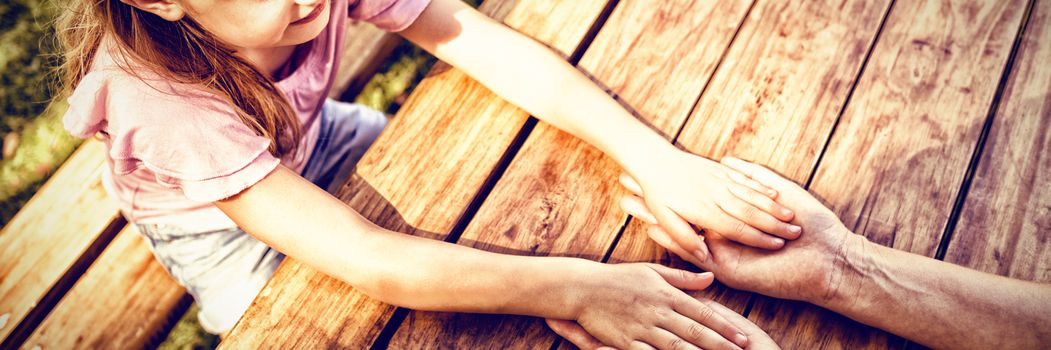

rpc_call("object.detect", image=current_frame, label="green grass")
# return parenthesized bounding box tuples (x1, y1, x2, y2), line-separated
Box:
(156, 304, 221, 350)
(0, 0, 66, 227)
(0, 102, 80, 225)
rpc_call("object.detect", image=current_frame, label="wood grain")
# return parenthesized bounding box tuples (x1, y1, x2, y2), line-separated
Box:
(606, 0, 892, 340)
(944, 0, 1050, 282)
(21, 225, 187, 350)
(679, 0, 891, 182)
(388, 0, 758, 348)
(0, 139, 123, 343)
(220, 1, 609, 348)
(749, 0, 1029, 348)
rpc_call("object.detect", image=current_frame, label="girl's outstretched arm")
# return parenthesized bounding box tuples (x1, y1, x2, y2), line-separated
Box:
(215, 165, 751, 350)
(398, 0, 800, 264)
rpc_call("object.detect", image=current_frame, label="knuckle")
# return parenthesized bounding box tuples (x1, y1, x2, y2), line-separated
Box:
(647, 303, 664, 318)
(676, 269, 691, 283)
(732, 221, 749, 236)
(668, 338, 686, 350)
(697, 306, 716, 323)
(687, 324, 706, 340)
(762, 197, 779, 212)
(660, 287, 679, 299)
(742, 204, 760, 219)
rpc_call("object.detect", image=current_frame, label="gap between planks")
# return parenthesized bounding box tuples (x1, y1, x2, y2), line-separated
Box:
(0, 217, 126, 349)
(932, 0, 1038, 261)
(737, 0, 900, 319)
(395, 0, 767, 347)
(368, 1, 623, 349)
(901, 1, 1039, 348)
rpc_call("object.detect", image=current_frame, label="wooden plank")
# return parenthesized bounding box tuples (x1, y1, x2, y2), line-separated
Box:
(748, 0, 1029, 348)
(388, 0, 758, 348)
(329, 23, 401, 100)
(0, 16, 402, 348)
(606, 0, 891, 333)
(0, 139, 123, 343)
(21, 225, 187, 350)
(944, 0, 1050, 282)
(219, 1, 610, 348)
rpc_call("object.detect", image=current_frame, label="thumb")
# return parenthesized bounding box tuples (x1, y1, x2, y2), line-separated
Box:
(646, 264, 715, 291)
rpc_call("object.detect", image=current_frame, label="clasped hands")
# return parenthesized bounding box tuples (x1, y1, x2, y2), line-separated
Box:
(550, 151, 860, 350)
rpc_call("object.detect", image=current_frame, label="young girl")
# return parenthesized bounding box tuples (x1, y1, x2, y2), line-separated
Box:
(56, 0, 801, 348)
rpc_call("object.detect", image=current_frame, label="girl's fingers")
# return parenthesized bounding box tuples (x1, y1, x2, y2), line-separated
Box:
(698, 299, 782, 350)
(706, 202, 781, 249)
(662, 313, 744, 350)
(726, 185, 800, 239)
(621, 195, 658, 224)
(646, 198, 709, 262)
(544, 319, 609, 350)
(672, 296, 748, 350)
(625, 195, 705, 266)
(645, 264, 714, 290)
(619, 172, 644, 196)
(728, 180, 795, 222)
(646, 225, 706, 267)
(719, 157, 759, 178)
(727, 169, 778, 199)
(616, 173, 707, 261)
(629, 340, 658, 350)
(721, 157, 795, 192)
(642, 328, 704, 350)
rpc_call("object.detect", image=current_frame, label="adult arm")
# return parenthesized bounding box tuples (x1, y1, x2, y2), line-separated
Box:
(827, 233, 1051, 349)
(620, 158, 1051, 349)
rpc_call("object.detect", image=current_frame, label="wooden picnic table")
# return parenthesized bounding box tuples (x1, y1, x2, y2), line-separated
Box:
(222, 0, 1050, 348)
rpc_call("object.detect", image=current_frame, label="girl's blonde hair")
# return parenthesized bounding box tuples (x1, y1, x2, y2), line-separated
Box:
(55, 0, 301, 158)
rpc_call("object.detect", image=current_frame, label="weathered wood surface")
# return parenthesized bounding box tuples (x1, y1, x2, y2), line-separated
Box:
(0, 139, 123, 343)
(749, 0, 1029, 348)
(606, 0, 892, 336)
(389, 0, 758, 348)
(329, 22, 400, 100)
(21, 225, 187, 350)
(945, 0, 1050, 282)
(220, 1, 609, 348)
(228, 0, 1047, 348)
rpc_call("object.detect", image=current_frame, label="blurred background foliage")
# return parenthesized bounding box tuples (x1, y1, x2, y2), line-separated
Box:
(1, 0, 58, 132)
(1, 0, 80, 226)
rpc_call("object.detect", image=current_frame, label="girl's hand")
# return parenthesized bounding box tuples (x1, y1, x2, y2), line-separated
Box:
(566, 263, 750, 350)
(620, 157, 858, 305)
(622, 151, 801, 263)
(547, 297, 780, 350)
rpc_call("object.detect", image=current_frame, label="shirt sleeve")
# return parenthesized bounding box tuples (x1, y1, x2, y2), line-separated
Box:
(65, 70, 281, 202)
(348, 0, 432, 31)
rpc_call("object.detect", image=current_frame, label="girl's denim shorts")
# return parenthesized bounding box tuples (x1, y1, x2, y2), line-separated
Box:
(137, 99, 388, 334)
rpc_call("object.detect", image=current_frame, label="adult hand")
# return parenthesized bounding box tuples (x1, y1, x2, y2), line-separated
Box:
(547, 296, 780, 350)
(619, 157, 865, 304)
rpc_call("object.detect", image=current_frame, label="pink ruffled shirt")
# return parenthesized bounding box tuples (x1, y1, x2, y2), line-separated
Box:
(63, 0, 430, 232)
